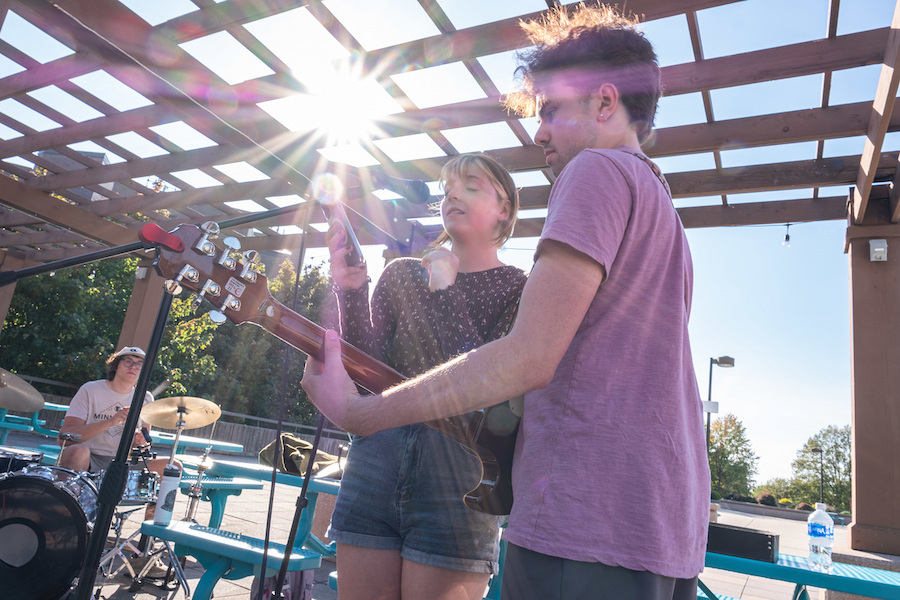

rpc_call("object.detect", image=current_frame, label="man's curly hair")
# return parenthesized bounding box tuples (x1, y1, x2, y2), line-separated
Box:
(504, 4, 661, 144)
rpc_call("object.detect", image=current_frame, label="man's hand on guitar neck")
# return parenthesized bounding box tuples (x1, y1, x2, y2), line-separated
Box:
(302, 329, 369, 433)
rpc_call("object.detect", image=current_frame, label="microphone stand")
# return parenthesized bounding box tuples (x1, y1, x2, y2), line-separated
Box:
(0, 204, 313, 288)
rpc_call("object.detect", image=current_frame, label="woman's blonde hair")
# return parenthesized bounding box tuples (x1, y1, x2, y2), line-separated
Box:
(432, 153, 519, 248)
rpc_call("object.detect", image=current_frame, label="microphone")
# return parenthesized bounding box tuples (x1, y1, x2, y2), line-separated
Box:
(141, 427, 152, 445)
(320, 202, 365, 267)
(372, 172, 431, 204)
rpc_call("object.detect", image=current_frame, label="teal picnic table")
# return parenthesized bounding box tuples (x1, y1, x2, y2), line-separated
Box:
(702, 551, 900, 600)
(178, 474, 263, 528)
(185, 457, 339, 558)
(151, 431, 243, 454)
(0, 408, 34, 444)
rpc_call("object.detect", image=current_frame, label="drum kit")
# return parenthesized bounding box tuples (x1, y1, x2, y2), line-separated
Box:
(0, 368, 223, 600)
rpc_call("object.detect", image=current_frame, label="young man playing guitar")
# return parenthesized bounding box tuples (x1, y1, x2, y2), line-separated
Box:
(302, 6, 710, 600)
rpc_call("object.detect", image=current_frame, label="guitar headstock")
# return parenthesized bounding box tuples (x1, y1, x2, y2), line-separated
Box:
(142, 222, 275, 326)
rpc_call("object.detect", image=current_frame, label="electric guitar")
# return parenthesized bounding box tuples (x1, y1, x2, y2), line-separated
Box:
(140, 222, 519, 515)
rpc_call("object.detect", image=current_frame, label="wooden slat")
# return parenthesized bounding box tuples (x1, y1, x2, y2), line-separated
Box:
(28, 145, 250, 192)
(0, 174, 135, 245)
(663, 28, 888, 96)
(0, 52, 104, 101)
(855, 0, 900, 223)
(358, 0, 743, 75)
(677, 197, 848, 228)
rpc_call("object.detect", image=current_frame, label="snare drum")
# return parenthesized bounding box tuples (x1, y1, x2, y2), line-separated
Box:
(0, 466, 99, 600)
(96, 467, 160, 504)
(0, 446, 43, 472)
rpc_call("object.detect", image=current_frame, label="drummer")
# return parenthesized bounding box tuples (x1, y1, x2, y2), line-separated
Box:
(58, 347, 178, 521)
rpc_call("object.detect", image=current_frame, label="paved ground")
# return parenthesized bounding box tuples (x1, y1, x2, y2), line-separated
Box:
(3, 430, 898, 600)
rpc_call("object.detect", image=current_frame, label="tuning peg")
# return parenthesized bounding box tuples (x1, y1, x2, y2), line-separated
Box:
(201, 221, 220, 237)
(163, 264, 198, 296)
(164, 280, 183, 295)
(208, 310, 227, 325)
(217, 237, 240, 270)
(239, 250, 260, 283)
(189, 294, 202, 311)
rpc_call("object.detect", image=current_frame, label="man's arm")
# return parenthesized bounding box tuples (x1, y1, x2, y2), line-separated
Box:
(302, 240, 605, 435)
(58, 408, 130, 446)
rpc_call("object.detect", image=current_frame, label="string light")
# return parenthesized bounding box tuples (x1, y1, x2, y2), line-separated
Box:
(783, 223, 791, 247)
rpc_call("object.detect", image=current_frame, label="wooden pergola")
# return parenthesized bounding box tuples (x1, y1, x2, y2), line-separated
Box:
(0, 0, 898, 555)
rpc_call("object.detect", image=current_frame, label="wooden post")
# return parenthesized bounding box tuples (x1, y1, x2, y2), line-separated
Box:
(117, 258, 167, 351)
(846, 198, 900, 555)
(0, 249, 27, 337)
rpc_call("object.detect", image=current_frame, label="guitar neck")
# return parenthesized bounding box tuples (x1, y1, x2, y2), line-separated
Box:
(250, 295, 407, 395)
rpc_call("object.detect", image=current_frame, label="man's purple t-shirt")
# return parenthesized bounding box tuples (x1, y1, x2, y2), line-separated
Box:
(502, 147, 710, 579)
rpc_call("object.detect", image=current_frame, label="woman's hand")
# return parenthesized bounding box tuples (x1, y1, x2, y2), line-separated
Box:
(422, 247, 459, 291)
(327, 221, 369, 290)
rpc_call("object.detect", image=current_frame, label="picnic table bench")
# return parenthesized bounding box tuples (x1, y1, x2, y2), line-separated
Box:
(141, 520, 321, 600)
(703, 551, 900, 600)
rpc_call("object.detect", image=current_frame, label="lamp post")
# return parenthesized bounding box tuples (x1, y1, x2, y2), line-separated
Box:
(811, 447, 824, 503)
(706, 356, 735, 454)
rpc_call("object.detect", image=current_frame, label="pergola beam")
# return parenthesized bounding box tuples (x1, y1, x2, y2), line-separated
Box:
(853, 1, 900, 224)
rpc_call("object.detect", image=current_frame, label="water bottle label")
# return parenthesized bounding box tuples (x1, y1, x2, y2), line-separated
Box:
(809, 522, 834, 538)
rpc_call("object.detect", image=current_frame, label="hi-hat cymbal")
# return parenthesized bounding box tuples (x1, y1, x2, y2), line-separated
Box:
(0, 368, 44, 412)
(141, 396, 221, 430)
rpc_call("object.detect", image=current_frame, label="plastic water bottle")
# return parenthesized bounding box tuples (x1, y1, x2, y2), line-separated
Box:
(807, 502, 834, 573)
(153, 465, 181, 526)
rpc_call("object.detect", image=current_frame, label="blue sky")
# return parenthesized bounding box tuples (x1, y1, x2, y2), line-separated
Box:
(1, 0, 895, 484)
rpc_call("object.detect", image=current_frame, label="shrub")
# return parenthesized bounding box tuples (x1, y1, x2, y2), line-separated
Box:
(710, 490, 721, 500)
(778, 498, 793, 507)
(724, 494, 758, 504)
(756, 492, 777, 506)
(796, 502, 814, 511)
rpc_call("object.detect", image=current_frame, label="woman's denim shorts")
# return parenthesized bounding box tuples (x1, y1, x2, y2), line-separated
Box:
(327, 424, 501, 574)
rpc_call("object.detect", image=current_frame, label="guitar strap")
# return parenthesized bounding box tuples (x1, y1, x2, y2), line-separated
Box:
(621, 150, 673, 200)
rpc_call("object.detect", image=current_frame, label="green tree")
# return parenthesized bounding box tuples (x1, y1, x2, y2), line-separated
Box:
(0, 254, 333, 426)
(790, 425, 851, 511)
(709, 413, 759, 497)
(752, 477, 799, 504)
(0, 258, 139, 387)
(193, 258, 333, 425)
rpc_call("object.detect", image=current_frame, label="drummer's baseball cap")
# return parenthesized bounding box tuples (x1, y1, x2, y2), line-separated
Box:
(117, 347, 146, 359)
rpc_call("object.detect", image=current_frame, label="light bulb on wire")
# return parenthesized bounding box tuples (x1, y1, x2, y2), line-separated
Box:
(783, 223, 791, 247)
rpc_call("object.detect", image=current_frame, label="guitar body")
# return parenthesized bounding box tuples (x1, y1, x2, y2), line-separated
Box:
(145, 222, 518, 515)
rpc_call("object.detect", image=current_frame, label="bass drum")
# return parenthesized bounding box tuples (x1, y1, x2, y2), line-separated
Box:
(0, 466, 99, 600)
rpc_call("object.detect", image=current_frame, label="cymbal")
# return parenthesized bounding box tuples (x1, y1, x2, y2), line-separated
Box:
(0, 368, 44, 412)
(141, 396, 221, 430)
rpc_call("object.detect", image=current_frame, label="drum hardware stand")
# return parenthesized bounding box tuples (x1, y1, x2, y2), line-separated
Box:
(55, 431, 82, 466)
(95, 504, 148, 581)
(183, 444, 214, 523)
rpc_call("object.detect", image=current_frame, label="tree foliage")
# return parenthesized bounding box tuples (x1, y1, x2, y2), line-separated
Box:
(752, 425, 851, 511)
(0, 255, 333, 426)
(709, 413, 759, 497)
(191, 258, 335, 425)
(0, 258, 138, 385)
(791, 425, 851, 511)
